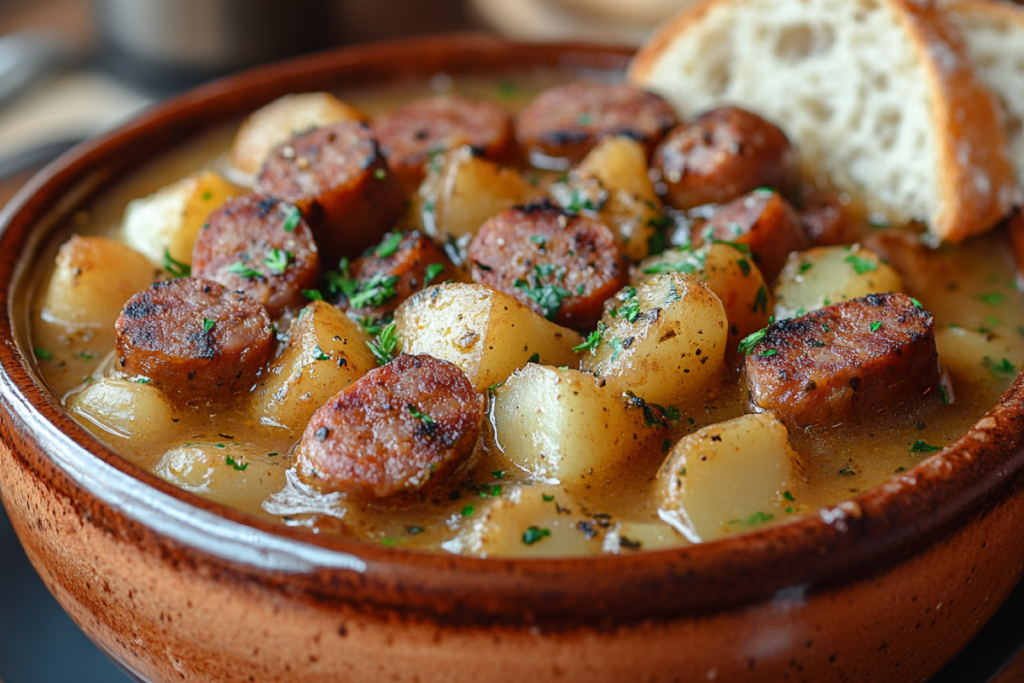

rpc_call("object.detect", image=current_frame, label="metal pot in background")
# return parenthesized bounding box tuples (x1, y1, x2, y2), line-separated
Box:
(94, 0, 342, 94)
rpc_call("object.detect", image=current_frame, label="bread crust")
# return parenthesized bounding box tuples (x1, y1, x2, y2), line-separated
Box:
(629, 0, 1019, 242)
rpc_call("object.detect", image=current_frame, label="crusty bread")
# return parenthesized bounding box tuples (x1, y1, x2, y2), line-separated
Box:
(629, 0, 1019, 242)
(945, 0, 1024, 194)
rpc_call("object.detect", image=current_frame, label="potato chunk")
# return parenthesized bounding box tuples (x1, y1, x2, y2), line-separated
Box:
(656, 413, 806, 542)
(121, 170, 244, 267)
(491, 365, 653, 484)
(67, 378, 179, 443)
(412, 146, 538, 239)
(154, 443, 287, 509)
(394, 283, 582, 392)
(249, 301, 377, 433)
(773, 245, 903, 320)
(230, 92, 366, 175)
(443, 485, 596, 557)
(579, 273, 728, 405)
(570, 135, 662, 261)
(43, 236, 157, 328)
(635, 243, 771, 348)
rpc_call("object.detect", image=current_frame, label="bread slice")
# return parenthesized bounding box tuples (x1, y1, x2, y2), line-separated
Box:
(945, 0, 1024, 194)
(629, 0, 1019, 242)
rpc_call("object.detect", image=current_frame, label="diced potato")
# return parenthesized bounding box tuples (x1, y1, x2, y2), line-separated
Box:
(395, 283, 582, 392)
(491, 365, 654, 484)
(43, 236, 158, 328)
(656, 413, 806, 542)
(579, 273, 728, 406)
(773, 245, 903, 320)
(443, 485, 597, 557)
(635, 243, 771, 348)
(936, 325, 1024, 400)
(412, 146, 539, 239)
(230, 92, 367, 175)
(154, 443, 287, 509)
(250, 301, 377, 433)
(68, 378, 180, 443)
(121, 170, 245, 267)
(574, 136, 661, 261)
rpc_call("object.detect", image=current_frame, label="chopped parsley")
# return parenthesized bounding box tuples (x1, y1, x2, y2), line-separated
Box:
(366, 322, 399, 366)
(202, 317, 215, 334)
(424, 262, 444, 286)
(542, 493, 555, 502)
(487, 381, 503, 396)
(407, 404, 435, 423)
(281, 206, 302, 232)
(730, 511, 774, 526)
(34, 347, 53, 360)
(312, 345, 330, 361)
(737, 258, 752, 276)
(616, 286, 641, 323)
(783, 490, 795, 502)
(799, 261, 814, 274)
(527, 352, 540, 364)
(608, 337, 624, 362)
(375, 233, 403, 259)
(303, 289, 325, 301)
(226, 261, 262, 279)
(225, 456, 248, 471)
(492, 470, 505, 479)
(910, 440, 942, 453)
(758, 349, 778, 357)
(348, 272, 400, 309)
(845, 254, 877, 275)
(737, 327, 768, 355)
(939, 384, 950, 405)
(263, 248, 292, 275)
(461, 505, 475, 518)
(374, 168, 387, 180)
(522, 525, 551, 545)
(911, 297, 923, 309)
(573, 324, 605, 354)
(752, 285, 768, 315)
(513, 278, 570, 320)
(576, 112, 592, 126)
(983, 356, 1017, 375)
(529, 234, 547, 247)
(977, 292, 1005, 306)
(869, 321, 882, 333)
(162, 249, 191, 278)
(75, 351, 96, 361)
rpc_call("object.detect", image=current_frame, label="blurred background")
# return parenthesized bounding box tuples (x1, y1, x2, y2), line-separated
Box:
(0, 1, 1022, 681)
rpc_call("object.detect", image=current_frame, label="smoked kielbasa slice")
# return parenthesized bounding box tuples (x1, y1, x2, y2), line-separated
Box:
(654, 107, 798, 210)
(256, 121, 404, 265)
(696, 190, 810, 282)
(191, 193, 320, 318)
(375, 95, 514, 192)
(296, 354, 485, 499)
(744, 293, 941, 426)
(515, 83, 677, 168)
(115, 278, 274, 403)
(339, 231, 457, 321)
(467, 200, 628, 331)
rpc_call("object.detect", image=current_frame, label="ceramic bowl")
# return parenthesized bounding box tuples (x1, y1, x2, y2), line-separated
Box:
(1, 34, 1024, 683)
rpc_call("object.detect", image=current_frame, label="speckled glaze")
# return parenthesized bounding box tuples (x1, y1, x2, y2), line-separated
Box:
(1, 35, 1024, 683)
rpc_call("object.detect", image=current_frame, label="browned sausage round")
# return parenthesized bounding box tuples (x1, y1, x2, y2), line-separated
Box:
(654, 107, 799, 210)
(744, 293, 941, 426)
(256, 121, 405, 265)
(467, 200, 628, 331)
(375, 95, 514, 192)
(341, 231, 458, 321)
(697, 190, 809, 282)
(515, 83, 678, 168)
(191, 193, 320, 318)
(115, 278, 275, 404)
(296, 354, 485, 499)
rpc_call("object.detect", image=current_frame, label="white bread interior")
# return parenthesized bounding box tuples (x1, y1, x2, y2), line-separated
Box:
(946, 0, 1024, 192)
(629, 0, 1019, 242)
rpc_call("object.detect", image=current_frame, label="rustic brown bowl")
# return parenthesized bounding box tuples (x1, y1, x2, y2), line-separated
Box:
(1, 34, 1024, 683)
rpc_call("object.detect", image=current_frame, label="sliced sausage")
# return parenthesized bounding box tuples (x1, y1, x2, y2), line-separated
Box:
(191, 193, 320, 318)
(115, 278, 274, 404)
(515, 83, 677, 168)
(375, 95, 513, 192)
(696, 190, 809, 282)
(467, 199, 628, 331)
(801, 189, 857, 246)
(744, 293, 941, 426)
(256, 120, 404, 265)
(341, 231, 458, 321)
(654, 107, 799, 210)
(296, 354, 485, 499)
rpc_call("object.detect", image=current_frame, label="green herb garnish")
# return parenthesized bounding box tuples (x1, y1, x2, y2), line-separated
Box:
(910, 440, 942, 453)
(845, 254, 877, 275)
(225, 456, 248, 471)
(522, 526, 551, 545)
(162, 249, 191, 278)
(407, 404, 435, 423)
(226, 261, 262, 279)
(375, 233, 403, 259)
(366, 322, 399, 366)
(281, 206, 301, 232)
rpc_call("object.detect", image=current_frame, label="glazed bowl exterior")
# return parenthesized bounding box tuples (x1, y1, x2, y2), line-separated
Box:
(1, 35, 1024, 683)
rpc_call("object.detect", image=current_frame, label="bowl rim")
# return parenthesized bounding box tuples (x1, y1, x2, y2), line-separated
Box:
(1, 32, 1023, 628)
